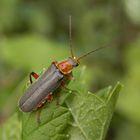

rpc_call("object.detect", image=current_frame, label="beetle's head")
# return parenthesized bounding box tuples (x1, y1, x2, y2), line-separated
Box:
(67, 57, 79, 67)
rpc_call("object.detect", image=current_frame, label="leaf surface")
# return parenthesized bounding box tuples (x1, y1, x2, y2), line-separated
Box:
(20, 82, 122, 140)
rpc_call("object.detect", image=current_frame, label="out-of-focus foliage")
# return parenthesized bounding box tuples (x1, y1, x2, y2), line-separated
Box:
(0, 113, 21, 140)
(117, 37, 140, 123)
(124, 0, 140, 25)
(0, 0, 140, 140)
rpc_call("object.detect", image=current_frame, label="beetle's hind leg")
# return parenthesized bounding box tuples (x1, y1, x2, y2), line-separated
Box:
(36, 108, 42, 125)
(29, 72, 39, 84)
(60, 80, 76, 93)
(35, 93, 53, 125)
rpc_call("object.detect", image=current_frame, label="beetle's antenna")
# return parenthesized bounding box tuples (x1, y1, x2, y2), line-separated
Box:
(69, 15, 74, 58)
(77, 46, 108, 61)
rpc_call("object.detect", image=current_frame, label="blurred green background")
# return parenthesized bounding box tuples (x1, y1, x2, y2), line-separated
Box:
(0, 0, 140, 139)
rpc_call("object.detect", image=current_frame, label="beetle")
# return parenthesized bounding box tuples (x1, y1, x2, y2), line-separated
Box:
(19, 16, 106, 113)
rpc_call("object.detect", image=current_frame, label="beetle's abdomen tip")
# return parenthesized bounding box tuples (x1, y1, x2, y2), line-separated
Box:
(19, 105, 32, 112)
(18, 100, 33, 112)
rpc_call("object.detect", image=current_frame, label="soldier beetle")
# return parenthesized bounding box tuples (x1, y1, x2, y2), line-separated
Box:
(19, 16, 106, 123)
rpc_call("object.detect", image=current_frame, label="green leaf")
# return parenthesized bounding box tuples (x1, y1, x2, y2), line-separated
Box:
(117, 37, 140, 123)
(21, 102, 71, 140)
(0, 113, 21, 140)
(65, 82, 122, 140)
(20, 81, 122, 140)
(124, 0, 140, 25)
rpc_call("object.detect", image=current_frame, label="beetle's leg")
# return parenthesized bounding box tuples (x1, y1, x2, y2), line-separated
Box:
(35, 92, 53, 110)
(29, 72, 39, 84)
(36, 92, 53, 125)
(67, 73, 75, 80)
(36, 108, 42, 125)
(55, 92, 61, 106)
(60, 81, 69, 90)
(55, 81, 68, 106)
(61, 78, 75, 93)
(46, 93, 53, 102)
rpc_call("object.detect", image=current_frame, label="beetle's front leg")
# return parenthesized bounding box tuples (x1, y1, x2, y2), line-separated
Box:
(55, 79, 72, 106)
(60, 72, 74, 90)
(60, 81, 70, 91)
(29, 72, 39, 84)
(67, 72, 75, 80)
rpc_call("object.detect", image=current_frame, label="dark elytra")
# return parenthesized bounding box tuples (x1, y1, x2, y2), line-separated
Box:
(19, 64, 64, 112)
